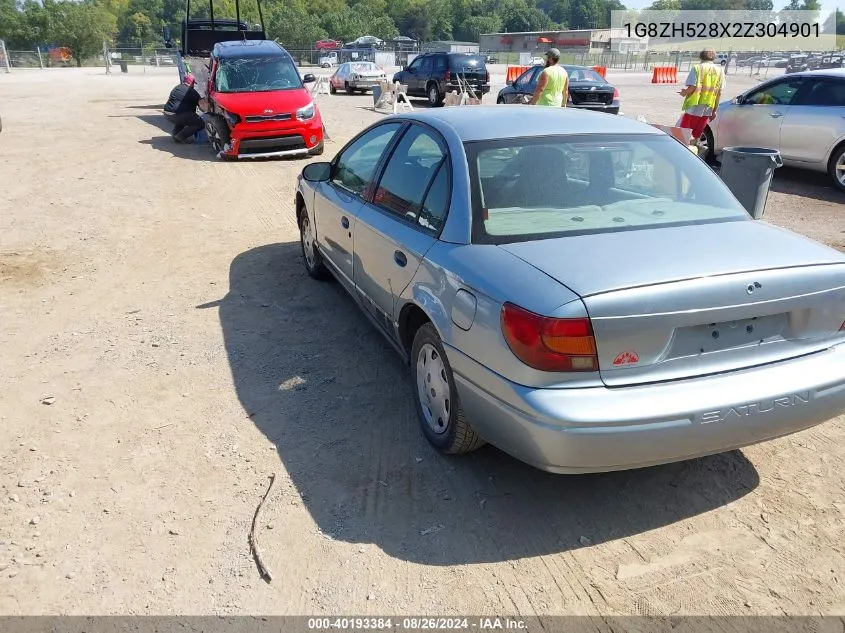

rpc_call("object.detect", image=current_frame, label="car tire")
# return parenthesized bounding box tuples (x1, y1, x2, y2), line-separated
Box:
(299, 211, 330, 281)
(496, 97, 504, 104)
(427, 82, 443, 107)
(345, 82, 354, 95)
(700, 126, 716, 164)
(411, 323, 485, 455)
(330, 84, 337, 94)
(828, 144, 845, 192)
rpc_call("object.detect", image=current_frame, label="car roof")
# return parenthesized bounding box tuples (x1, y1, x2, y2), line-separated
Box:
(795, 68, 845, 78)
(214, 40, 288, 59)
(396, 106, 663, 142)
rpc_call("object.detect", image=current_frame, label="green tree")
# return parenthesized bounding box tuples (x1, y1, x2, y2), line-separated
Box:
(456, 14, 502, 41)
(267, 5, 327, 48)
(571, 0, 603, 28)
(646, 0, 679, 9)
(47, 0, 116, 66)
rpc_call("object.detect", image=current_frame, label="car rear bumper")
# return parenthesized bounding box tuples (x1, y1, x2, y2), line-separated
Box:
(223, 118, 323, 159)
(444, 82, 491, 95)
(447, 341, 845, 474)
(569, 100, 619, 114)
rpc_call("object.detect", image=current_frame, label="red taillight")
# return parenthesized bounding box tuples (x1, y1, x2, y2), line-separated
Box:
(500, 302, 598, 372)
(613, 87, 619, 99)
(448, 71, 456, 81)
(485, 70, 490, 82)
(840, 320, 845, 331)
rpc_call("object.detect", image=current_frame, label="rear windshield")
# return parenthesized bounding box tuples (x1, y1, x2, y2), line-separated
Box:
(350, 62, 378, 72)
(564, 67, 606, 83)
(465, 134, 748, 245)
(448, 54, 486, 71)
(215, 56, 302, 92)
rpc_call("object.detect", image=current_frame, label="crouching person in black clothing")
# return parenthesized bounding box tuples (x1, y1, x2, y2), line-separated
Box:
(163, 73, 204, 143)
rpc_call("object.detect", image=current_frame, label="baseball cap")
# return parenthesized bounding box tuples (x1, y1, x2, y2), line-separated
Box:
(545, 48, 561, 60)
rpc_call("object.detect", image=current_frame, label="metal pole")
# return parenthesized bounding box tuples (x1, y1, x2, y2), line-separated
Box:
(36, 46, 44, 69)
(104, 38, 111, 74)
(0, 39, 10, 73)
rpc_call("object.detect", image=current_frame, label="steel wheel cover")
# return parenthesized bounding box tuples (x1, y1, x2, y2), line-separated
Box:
(416, 343, 451, 435)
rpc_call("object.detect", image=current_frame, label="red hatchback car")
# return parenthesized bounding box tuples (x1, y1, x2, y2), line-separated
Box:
(204, 40, 324, 159)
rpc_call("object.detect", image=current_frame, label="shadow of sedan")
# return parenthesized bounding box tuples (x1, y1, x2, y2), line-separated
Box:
(208, 242, 760, 565)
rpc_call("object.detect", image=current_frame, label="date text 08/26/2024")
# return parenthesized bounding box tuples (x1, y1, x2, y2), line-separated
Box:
(307, 618, 528, 631)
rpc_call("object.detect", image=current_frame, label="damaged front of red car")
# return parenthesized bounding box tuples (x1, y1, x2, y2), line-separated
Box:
(205, 40, 325, 160)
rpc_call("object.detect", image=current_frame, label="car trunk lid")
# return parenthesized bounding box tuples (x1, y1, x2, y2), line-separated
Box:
(569, 82, 615, 106)
(499, 222, 845, 386)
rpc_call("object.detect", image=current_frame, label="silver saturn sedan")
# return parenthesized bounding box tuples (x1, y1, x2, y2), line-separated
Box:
(701, 68, 845, 191)
(295, 106, 845, 474)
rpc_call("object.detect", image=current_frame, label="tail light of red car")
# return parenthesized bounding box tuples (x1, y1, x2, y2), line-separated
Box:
(500, 302, 598, 372)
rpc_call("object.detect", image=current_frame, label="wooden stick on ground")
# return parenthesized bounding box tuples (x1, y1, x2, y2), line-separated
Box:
(250, 473, 277, 582)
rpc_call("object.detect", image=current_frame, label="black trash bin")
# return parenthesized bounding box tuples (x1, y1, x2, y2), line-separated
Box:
(119, 61, 128, 73)
(719, 147, 783, 219)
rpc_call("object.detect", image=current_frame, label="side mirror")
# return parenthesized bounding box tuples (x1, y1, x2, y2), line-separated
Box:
(734, 95, 745, 105)
(303, 73, 316, 83)
(302, 162, 332, 182)
(506, 78, 513, 86)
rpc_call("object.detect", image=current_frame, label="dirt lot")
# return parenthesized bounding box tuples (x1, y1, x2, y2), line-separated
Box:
(1, 65, 844, 618)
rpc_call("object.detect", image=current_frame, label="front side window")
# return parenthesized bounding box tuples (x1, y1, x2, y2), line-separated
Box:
(466, 134, 748, 244)
(332, 123, 403, 197)
(215, 57, 302, 93)
(745, 79, 803, 105)
(373, 125, 449, 233)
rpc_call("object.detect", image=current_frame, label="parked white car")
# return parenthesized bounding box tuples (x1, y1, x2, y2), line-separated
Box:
(702, 68, 845, 191)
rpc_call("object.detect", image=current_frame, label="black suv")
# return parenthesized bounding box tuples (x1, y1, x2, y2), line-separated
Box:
(392, 52, 490, 106)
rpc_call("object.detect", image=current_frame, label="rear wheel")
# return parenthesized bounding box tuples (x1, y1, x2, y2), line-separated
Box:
(828, 144, 845, 192)
(330, 83, 337, 94)
(299, 212, 330, 280)
(411, 324, 484, 454)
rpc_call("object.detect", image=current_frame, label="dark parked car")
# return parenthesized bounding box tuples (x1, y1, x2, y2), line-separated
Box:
(392, 52, 490, 106)
(497, 64, 620, 114)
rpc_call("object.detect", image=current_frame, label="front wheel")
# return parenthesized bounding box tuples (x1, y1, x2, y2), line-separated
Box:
(828, 144, 845, 192)
(299, 212, 331, 280)
(345, 82, 354, 95)
(698, 126, 716, 164)
(427, 83, 443, 107)
(411, 323, 484, 454)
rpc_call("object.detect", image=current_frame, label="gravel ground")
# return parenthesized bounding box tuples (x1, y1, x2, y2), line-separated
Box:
(0, 65, 843, 618)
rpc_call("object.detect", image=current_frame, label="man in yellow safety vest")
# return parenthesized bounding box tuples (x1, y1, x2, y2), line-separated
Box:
(677, 49, 726, 144)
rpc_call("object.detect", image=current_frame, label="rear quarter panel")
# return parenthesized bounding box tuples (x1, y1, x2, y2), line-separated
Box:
(400, 243, 603, 388)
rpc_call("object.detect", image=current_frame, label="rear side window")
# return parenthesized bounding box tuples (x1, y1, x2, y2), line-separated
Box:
(796, 79, 845, 106)
(434, 55, 448, 72)
(373, 125, 449, 233)
(466, 134, 748, 244)
(448, 54, 486, 72)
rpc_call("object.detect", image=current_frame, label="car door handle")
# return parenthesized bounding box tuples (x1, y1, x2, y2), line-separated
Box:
(341, 216, 350, 229)
(393, 250, 407, 267)
(770, 111, 784, 118)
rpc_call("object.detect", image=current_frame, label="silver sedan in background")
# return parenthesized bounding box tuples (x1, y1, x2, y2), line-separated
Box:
(329, 61, 387, 95)
(702, 68, 845, 191)
(295, 106, 845, 474)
